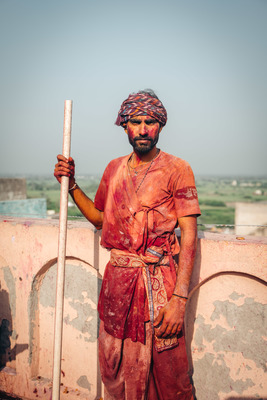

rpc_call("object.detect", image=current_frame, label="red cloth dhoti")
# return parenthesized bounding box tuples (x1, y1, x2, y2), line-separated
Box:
(98, 321, 193, 400)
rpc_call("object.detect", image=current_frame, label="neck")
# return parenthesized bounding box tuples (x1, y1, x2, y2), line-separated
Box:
(132, 147, 159, 165)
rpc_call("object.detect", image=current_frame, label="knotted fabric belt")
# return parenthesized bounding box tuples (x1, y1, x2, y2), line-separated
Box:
(110, 248, 179, 352)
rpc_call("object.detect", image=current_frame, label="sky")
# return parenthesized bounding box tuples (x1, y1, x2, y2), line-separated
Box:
(0, 0, 266, 178)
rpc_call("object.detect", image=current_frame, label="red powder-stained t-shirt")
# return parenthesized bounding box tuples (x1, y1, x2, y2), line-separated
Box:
(94, 150, 201, 343)
(95, 150, 200, 255)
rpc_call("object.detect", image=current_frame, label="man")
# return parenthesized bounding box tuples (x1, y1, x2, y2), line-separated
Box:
(54, 89, 201, 400)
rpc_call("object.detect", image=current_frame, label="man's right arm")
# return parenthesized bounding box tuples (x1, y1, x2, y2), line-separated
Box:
(54, 155, 103, 229)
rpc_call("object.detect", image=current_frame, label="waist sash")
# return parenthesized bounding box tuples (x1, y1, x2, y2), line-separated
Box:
(110, 248, 179, 352)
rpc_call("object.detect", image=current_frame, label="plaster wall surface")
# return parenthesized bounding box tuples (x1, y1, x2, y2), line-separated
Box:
(0, 217, 266, 400)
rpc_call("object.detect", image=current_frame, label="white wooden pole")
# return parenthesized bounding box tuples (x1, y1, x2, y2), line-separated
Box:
(52, 100, 73, 400)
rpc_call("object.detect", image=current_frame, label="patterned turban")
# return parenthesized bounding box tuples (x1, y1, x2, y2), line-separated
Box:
(115, 92, 167, 127)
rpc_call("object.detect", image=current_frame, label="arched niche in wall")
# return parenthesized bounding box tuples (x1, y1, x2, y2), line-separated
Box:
(185, 272, 267, 400)
(28, 257, 102, 397)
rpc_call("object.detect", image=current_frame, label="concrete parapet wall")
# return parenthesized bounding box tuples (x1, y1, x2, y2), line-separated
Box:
(0, 198, 47, 219)
(0, 217, 266, 400)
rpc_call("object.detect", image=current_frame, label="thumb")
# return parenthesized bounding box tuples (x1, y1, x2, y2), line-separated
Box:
(154, 308, 164, 327)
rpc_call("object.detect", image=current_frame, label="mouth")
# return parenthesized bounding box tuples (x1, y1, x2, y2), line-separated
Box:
(134, 138, 152, 144)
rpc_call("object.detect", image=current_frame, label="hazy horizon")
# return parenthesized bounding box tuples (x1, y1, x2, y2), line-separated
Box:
(1, 172, 266, 180)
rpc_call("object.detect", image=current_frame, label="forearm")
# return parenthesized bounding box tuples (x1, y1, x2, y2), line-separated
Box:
(153, 216, 198, 338)
(173, 218, 198, 298)
(69, 184, 103, 229)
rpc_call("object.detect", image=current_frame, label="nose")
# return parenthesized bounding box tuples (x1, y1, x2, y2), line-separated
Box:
(139, 122, 148, 136)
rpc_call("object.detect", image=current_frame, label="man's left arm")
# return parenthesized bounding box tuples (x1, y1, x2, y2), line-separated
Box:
(154, 215, 198, 338)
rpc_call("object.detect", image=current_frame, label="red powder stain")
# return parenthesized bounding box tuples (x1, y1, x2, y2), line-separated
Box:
(23, 221, 32, 228)
(35, 237, 43, 250)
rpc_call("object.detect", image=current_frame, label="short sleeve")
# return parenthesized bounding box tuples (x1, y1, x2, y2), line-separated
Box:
(94, 156, 129, 212)
(94, 166, 110, 211)
(173, 161, 201, 218)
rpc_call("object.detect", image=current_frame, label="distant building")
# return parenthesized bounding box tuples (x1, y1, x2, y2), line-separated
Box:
(254, 189, 263, 196)
(0, 178, 47, 219)
(235, 202, 267, 237)
(0, 178, 26, 201)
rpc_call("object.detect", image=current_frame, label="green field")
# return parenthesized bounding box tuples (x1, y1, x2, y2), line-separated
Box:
(26, 176, 100, 218)
(195, 176, 267, 231)
(26, 175, 267, 230)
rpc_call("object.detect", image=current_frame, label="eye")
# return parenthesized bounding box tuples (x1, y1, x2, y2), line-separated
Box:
(145, 120, 157, 125)
(129, 119, 141, 125)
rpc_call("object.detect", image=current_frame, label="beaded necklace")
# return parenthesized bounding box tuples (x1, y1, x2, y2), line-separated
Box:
(128, 149, 160, 193)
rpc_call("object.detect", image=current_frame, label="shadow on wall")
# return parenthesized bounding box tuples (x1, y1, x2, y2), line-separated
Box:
(0, 288, 12, 368)
(0, 285, 28, 370)
(0, 390, 23, 400)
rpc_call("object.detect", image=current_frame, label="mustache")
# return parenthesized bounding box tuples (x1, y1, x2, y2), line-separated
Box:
(134, 137, 152, 142)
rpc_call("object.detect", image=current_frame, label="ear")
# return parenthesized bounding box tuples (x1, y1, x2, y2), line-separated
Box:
(159, 125, 163, 134)
(123, 123, 128, 134)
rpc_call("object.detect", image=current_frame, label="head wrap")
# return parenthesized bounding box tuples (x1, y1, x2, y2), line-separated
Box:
(115, 92, 167, 127)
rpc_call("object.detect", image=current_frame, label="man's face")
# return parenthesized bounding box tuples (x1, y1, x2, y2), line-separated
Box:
(124, 115, 162, 154)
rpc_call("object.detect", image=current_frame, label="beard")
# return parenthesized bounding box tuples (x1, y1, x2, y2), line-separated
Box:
(128, 133, 159, 154)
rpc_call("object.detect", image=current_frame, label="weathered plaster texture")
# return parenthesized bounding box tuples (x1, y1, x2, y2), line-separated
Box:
(0, 217, 266, 400)
(39, 263, 101, 341)
(188, 274, 266, 400)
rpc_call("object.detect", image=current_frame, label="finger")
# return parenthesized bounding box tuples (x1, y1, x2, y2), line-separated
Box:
(57, 154, 68, 162)
(154, 309, 164, 328)
(54, 167, 71, 178)
(54, 166, 71, 175)
(57, 160, 71, 168)
(156, 326, 167, 338)
(161, 322, 175, 338)
(169, 323, 179, 338)
(54, 171, 69, 178)
(68, 157, 75, 165)
(174, 323, 181, 335)
(56, 162, 73, 172)
(53, 170, 62, 182)
(155, 319, 169, 337)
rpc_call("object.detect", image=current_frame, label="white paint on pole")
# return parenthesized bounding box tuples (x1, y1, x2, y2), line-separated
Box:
(52, 100, 73, 400)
